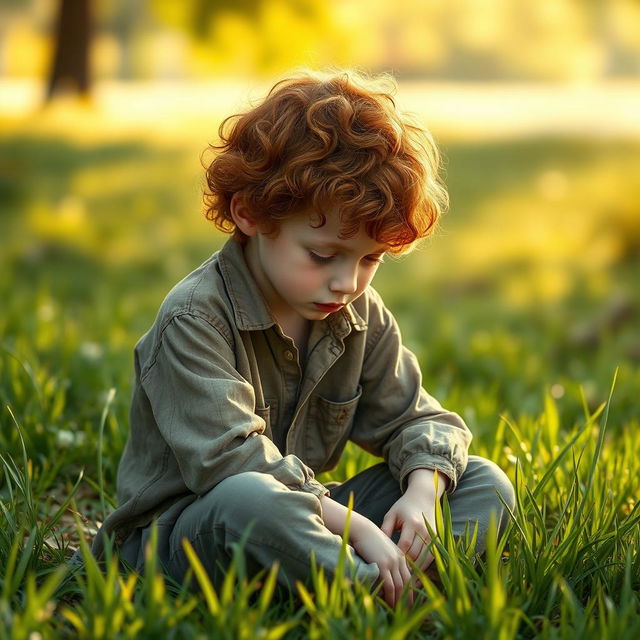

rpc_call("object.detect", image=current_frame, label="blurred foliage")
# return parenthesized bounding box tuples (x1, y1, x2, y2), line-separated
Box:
(2, 0, 640, 80)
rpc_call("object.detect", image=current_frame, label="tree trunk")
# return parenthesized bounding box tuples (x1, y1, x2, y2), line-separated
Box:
(46, 0, 92, 101)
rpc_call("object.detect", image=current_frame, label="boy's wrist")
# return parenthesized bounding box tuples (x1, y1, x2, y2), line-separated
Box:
(320, 495, 371, 541)
(348, 511, 376, 544)
(406, 468, 448, 497)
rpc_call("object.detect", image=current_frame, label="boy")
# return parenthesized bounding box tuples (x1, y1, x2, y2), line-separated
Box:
(91, 70, 515, 607)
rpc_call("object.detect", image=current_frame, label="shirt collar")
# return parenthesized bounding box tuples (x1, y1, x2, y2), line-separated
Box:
(217, 238, 368, 335)
(218, 238, 275, 331)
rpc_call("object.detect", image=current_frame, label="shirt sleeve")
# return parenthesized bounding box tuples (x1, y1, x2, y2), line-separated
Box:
(349, 293, 472, 492)
(140, 312, 327, 498)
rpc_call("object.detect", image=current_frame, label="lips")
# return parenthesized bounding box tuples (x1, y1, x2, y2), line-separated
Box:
(314, 302, 344, 313)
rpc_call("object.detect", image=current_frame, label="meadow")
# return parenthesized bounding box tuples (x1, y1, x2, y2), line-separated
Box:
(0, 93, 639, 639)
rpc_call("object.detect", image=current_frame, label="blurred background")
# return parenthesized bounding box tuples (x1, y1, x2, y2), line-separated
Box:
(1, 0, 639, 479)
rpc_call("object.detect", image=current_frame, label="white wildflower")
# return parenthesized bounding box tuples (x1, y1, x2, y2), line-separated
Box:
(56, 429, 75, 448)
(80, 341, 103, 361)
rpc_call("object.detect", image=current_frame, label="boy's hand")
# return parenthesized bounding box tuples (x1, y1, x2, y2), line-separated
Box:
(349, 515, 412, 607)
(319, 494, 411, 606)
(381, 469, 447, 572)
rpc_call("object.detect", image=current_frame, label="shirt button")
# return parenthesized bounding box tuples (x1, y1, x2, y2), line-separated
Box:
(284, 350, 294, 361)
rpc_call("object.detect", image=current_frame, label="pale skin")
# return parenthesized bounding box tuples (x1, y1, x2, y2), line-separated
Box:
(320, 468, 448, 607)
(230, 195, 448, 607)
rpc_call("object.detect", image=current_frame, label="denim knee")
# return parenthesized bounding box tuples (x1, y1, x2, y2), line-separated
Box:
(468, 455, 516, 528)
(211, 471, 323, 531)
(210, 472, 281, 522)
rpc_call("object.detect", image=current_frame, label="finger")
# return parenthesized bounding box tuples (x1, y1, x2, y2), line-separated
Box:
(406, 535, 427, 563)
(401, 558, 412, 584)
(412, 572, 425, 590)
(396, 525, 416, 553)
(391, 568, 405, 608)
(380, 511, 397, 538)
(408, 524, 431, 558)
(379, 569, 395, 607)
(400, 559, 414, 607)
(413, 531, 434, 568)
(405, 582, 414, 608)
(413, 554, 438, 590)
(418, 550, 435, 572)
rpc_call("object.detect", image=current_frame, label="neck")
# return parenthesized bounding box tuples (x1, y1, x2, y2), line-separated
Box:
(243, 239, 310, 347)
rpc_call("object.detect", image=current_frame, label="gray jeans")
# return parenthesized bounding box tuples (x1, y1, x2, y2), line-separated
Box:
(119, 456, 515, 589)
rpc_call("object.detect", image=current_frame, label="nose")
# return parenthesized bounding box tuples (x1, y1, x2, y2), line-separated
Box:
(329, 264, 358, 295)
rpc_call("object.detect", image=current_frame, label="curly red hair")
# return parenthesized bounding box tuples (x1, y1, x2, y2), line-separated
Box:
(204, 69, 448, 253)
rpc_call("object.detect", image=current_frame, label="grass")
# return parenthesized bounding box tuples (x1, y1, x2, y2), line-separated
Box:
(1, 102, 639, 638)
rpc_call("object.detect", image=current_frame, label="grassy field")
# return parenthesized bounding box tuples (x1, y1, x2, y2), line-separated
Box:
(1, 96, 639, 638)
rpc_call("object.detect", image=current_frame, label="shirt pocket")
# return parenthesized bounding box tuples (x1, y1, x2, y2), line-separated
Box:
(305, 385, 362, 471)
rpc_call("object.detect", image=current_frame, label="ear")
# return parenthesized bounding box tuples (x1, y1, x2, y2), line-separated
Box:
(230, 193, 259, 237)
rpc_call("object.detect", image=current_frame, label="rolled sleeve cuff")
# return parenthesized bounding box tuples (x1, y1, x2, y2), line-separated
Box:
(399, 454, 459, 494)
(301, 478, 330, 498)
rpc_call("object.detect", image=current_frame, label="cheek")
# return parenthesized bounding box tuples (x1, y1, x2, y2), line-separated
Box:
(279, 262, 323, 296)
(357, 267, 378, 292)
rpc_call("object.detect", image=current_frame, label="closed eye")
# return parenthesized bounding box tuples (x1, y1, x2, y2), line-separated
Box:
(308, 251, 335, 264)
(365, 254, 385, 264)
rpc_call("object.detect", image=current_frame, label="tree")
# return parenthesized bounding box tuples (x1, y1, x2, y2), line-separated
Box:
(46, 0, 92, 101)
(41, 0, 319, 103)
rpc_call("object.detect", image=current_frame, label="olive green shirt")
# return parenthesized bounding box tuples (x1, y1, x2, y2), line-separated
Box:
(92, 238, 472, 558)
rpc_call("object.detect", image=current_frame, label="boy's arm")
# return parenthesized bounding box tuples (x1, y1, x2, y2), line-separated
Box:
(350, 288, 472, 493)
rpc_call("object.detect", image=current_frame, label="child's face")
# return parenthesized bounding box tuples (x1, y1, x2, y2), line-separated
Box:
(244, 209, 387, 326)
